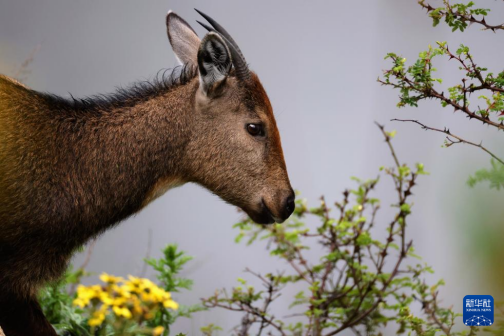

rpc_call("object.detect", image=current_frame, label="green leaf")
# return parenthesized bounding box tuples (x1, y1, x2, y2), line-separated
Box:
(468, 159, 504, 190)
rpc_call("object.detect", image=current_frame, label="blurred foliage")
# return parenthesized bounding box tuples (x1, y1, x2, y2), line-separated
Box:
(39, 266, 91, 334)
(456, 188, 504, 293)
(467, 159, 504, 190)
(38, 244, 202, 336)
(144, 245, 206, 332)
(380, 1, 504, 190)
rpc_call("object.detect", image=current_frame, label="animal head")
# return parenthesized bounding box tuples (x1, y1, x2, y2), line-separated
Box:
(167, 10, 294, 224)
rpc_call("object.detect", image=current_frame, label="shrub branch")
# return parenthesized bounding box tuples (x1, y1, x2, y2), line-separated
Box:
(392, 118, 504, 165)
(418, 0, 504, 32)
(201, 125, 458, 335)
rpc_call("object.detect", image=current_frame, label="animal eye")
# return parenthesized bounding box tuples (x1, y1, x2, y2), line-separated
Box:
(246, 123, 265, 137)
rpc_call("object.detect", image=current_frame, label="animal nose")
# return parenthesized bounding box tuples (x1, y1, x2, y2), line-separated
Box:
(280, 191, 295, 222)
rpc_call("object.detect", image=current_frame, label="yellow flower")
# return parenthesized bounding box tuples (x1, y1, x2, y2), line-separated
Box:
(133, 303, 144, 315)
(88, 317, 103, 327)
(114, 285, 132, 299)
(128, 275, 142, 284)
(140, 278, 155, 289)
(163, 299, 179, 310)
(130, 295, 143, 315)
(88, 310, 106, 327)
(139, 278, 158, 301)
(99, 272, 124, 285)
(112, 306, 132, 319)
(72, 298, 87, 308)
(74, 284, 102, 308)
(76, 285, 93, 299)
(72, 273, 178, 325)
(124, 276, 143, 294)
(150, 287, 170, 303)
(112, 296, 127, 307)
(90, 285, 103, 293)
(152, 326, 165, 336)
(99, 291, 113, 306)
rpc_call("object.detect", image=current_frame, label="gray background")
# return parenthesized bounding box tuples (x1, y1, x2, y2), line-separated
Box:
(1, 0, 503, 333)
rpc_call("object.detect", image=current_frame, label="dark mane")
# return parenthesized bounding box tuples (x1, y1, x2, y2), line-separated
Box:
(38, 64, 198, 113)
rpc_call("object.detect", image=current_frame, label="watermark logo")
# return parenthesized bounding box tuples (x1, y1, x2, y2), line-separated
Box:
(463, 295, 494, 326)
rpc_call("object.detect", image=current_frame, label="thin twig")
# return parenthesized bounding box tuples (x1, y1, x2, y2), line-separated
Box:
(69, 239, 96, 294)
(392, 119, 504, 165)
(79, 239, 97, 270)
(140, 229, 153, 277)
(13, 45, 41, 83)
(239, 314, 253, 336)
(375, 122, 401, 168)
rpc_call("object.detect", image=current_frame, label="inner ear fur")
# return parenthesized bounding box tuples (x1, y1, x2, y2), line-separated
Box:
(166, 11, 201, 66)
(197, 32, 232, 96)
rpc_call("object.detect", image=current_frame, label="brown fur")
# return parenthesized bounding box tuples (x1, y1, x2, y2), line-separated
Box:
(0, 69, 291, 335)
(0, 12, 292, 335)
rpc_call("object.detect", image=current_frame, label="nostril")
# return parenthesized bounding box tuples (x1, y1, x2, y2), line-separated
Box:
(285, 194, 295, 215)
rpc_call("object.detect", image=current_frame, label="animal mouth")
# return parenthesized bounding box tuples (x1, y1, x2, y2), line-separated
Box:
(243, 199, 277, 225)
(259, 199, 277, 225)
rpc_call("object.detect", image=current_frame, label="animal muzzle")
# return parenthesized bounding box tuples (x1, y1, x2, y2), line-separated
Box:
(256, 189, 295, 225)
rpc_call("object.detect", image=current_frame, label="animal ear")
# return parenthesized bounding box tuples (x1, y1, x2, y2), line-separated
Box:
(197, 32, 232, 96)
(166, 11, 201, 65)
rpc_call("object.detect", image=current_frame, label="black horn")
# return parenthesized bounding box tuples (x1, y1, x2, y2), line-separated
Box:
(195, 9, 251, 81)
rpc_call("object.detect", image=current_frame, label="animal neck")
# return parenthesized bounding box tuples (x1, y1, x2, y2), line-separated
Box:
(7, 73, 202, 239)
(72, 78, 200, 221)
